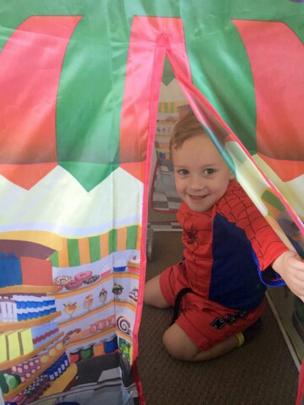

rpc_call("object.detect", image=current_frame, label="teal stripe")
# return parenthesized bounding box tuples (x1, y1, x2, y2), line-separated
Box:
(108, 229, 117, 254)
(50, 252, 59, 267)
(89, 236, 101, 262)
(68, 239, 80, 266)
(126, 226, 138, 249)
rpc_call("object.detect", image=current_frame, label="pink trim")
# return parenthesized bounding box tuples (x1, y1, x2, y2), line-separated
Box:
(121, 17, 304, 402)
(119, 16, 191, 164)
(131, 360, 146, 405)
(296, 361, 304, 405)
(121, 17, 192, 402)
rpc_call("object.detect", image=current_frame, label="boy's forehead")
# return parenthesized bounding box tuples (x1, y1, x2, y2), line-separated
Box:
(172, 135, 226, 164)
(173, 134, 217, 153)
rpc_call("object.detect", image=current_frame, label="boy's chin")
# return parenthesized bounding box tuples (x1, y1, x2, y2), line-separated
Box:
(185, 198, 213, 212)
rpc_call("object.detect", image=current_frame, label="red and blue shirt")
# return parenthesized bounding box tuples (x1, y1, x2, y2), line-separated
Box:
(177, 180, 288, 310)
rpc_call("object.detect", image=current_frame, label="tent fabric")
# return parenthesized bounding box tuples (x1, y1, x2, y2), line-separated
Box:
(0, 1, 303, 404)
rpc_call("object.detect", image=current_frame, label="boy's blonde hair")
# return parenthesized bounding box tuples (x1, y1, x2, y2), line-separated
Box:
(169, 108, 234, 172)
(169, 110, 207, 154)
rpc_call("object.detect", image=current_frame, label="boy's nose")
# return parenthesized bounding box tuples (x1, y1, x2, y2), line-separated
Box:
(188, 175, 205, 191)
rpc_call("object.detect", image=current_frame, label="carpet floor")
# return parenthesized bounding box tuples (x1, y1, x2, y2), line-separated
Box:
(137, 231, 298, 405)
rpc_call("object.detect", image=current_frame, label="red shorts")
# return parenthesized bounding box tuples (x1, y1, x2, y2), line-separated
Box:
(159, 262, 266, 351)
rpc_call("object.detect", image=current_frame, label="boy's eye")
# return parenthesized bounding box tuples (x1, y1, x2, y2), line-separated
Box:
(176, 169, 189, 176)
(203, 168, 216, 176)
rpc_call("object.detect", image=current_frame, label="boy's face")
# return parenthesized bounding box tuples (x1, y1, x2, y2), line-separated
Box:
(172, 134, 233, 212)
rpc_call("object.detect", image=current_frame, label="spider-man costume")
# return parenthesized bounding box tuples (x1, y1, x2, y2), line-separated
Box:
(159, 180, 288, 350)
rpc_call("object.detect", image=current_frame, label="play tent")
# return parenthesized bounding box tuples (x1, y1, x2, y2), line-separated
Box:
(0, 1, 303, 404)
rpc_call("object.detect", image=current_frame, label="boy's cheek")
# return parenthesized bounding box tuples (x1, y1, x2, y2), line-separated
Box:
(174, 179, 183, 193)
(175, 187, 185, 201)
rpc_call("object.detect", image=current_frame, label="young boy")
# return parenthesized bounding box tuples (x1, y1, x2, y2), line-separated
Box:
(144, 110, 304, 362)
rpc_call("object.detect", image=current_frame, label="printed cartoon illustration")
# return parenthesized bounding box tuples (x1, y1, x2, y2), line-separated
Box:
(63, 302, 79, 319)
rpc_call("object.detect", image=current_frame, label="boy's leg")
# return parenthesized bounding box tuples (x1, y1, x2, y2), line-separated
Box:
(163, 323, 239, 362)
(144, 275, 170, 308)
(162, 297, 266, 362)
(144, 261, 188, 309)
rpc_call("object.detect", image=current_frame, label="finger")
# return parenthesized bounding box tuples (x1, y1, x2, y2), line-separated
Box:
(290, 273, 304, 284)
(292, 286, 304, 297)
(284, 255, 304, 269)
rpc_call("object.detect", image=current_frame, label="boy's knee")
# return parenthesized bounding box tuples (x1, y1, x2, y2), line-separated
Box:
(162, 327, 198, 361)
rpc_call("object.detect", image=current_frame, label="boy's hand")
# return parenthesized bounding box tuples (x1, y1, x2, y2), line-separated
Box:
(272, 251, 304, 301)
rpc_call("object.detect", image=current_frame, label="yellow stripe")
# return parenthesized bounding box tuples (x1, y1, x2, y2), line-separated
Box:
(0, 231, 63, 251)
(158, 102, 165, 112)
(117, 227, 127, 251)
(117, 273, 139, 280)
(58, 238, 69, 267)
(155, 146, 169, 153)
(100, 232, 109, 257)
(78, 238, 90, 264)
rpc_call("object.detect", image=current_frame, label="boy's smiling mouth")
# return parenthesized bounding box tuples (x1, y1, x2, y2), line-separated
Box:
(188, 193, 208, 200)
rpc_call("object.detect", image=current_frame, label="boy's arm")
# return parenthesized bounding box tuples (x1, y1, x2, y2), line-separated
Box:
(222, 183, 304, 293)
(238, 212, 304, 298)
(222, 184, 288, 272)
(272, 251, 304, 300)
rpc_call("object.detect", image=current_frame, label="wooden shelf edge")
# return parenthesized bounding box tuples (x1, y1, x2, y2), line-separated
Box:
(42, 363, 77, 397)
(52, 275, 106, 299)
(0, 285, 61, 294)
(53, 271, 139, 299)
(59, 299, 136, 329)
(66, 327, 116, 349)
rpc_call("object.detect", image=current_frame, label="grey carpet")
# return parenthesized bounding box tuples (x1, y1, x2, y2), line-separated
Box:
(137, 231, 298, 405)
